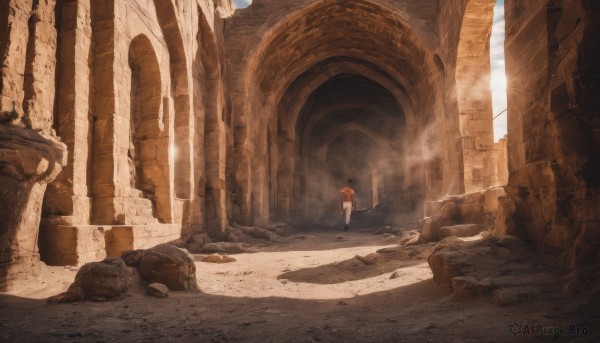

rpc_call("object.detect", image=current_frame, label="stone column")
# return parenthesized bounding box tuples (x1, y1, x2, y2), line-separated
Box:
(0, 126, 67, 291)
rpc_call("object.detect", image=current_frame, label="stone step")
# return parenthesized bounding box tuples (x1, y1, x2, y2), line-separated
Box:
(439, 224, 481, 239)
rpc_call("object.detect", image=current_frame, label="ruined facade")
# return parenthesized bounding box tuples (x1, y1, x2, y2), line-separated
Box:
(0, 0, 597, 291)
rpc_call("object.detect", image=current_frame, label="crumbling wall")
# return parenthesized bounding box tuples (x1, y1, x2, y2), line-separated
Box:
(504, 0, 600, 266)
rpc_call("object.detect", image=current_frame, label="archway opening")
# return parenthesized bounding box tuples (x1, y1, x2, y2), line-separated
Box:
(237, 0, 444, 226)
(127, 34, 166, 223)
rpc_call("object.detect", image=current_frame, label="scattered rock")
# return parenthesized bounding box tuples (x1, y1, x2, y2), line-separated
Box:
(372, 226, 400, 235)
(355, 253, 384, 265)
(408, 250, 421, 257)
(398, 230, 424, 246)
(222, 256, 237, 263)
(124, 244, 199, 291)
(147, 283, 169, 298)
(49, 258, 135, 303)
(404, 233, 424, 246)
(201, 254, 237, 264)
(202, 254, 224, 263)
(439, 224, 481, 239)
(202, 242, 248, 254)
(389, 271, 405, 279)
(231, 222, 279, 241)
(376, 247, 398, 254)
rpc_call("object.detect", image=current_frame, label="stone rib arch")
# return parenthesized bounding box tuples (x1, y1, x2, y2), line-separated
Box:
(300, 103, 400, 158)
(278, 59, 415, 137)
(316, 124, 393, 162)
(238, 0, 439, 142)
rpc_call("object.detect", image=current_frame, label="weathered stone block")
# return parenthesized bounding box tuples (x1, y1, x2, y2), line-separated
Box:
(38, 225, 107, 266)
(105, 224, 181, 257)
(439, 224, 481, 238)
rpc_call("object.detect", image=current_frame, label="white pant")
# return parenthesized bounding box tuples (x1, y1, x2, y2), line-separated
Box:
(342, 201, 353, 225)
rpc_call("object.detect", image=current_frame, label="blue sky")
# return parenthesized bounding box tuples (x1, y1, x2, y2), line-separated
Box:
(232, 0, 508, 141)
(233, 0, 252, 8)
(489, 0, 508, 140)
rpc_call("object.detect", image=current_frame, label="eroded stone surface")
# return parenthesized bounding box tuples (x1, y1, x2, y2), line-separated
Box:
(428, 236, 561, 306)
(0, 126, 66, 291)
(50, 258, 135, 303)
(147, 283, 169, 298)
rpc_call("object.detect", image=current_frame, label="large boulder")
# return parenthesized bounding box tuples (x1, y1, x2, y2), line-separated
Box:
(122, 244, 199, 291)
(428, 235, 526, 285)
(51, 258, 136, 302)
(426, 236, 560, 306)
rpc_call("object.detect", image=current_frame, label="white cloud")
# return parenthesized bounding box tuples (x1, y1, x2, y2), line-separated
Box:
(490, 2, 508, 141)
(233, 0, 252, 9)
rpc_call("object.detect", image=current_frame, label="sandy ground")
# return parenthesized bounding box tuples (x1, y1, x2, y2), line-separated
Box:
(1, 226, 598, 342)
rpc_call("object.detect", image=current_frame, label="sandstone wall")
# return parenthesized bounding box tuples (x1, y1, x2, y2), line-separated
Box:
(504, 0, 600, 266)
(0, 0, 57, 133)
(0, 0, 231, 289)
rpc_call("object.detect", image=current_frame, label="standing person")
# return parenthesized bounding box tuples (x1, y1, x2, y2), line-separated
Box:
(340, 179, 357, 231)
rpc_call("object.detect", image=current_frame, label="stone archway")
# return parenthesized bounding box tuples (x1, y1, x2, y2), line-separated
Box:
(232, 0, 444, 225)
(127, 34, 169, 224)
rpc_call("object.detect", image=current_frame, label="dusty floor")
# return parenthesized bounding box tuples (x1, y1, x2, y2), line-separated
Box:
(1, 226, 598, 342)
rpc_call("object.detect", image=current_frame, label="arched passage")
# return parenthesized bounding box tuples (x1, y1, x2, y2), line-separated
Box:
(283, 74, 408, 223)
(127, 34, 169, 223)
(235, 0, 444, 226)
